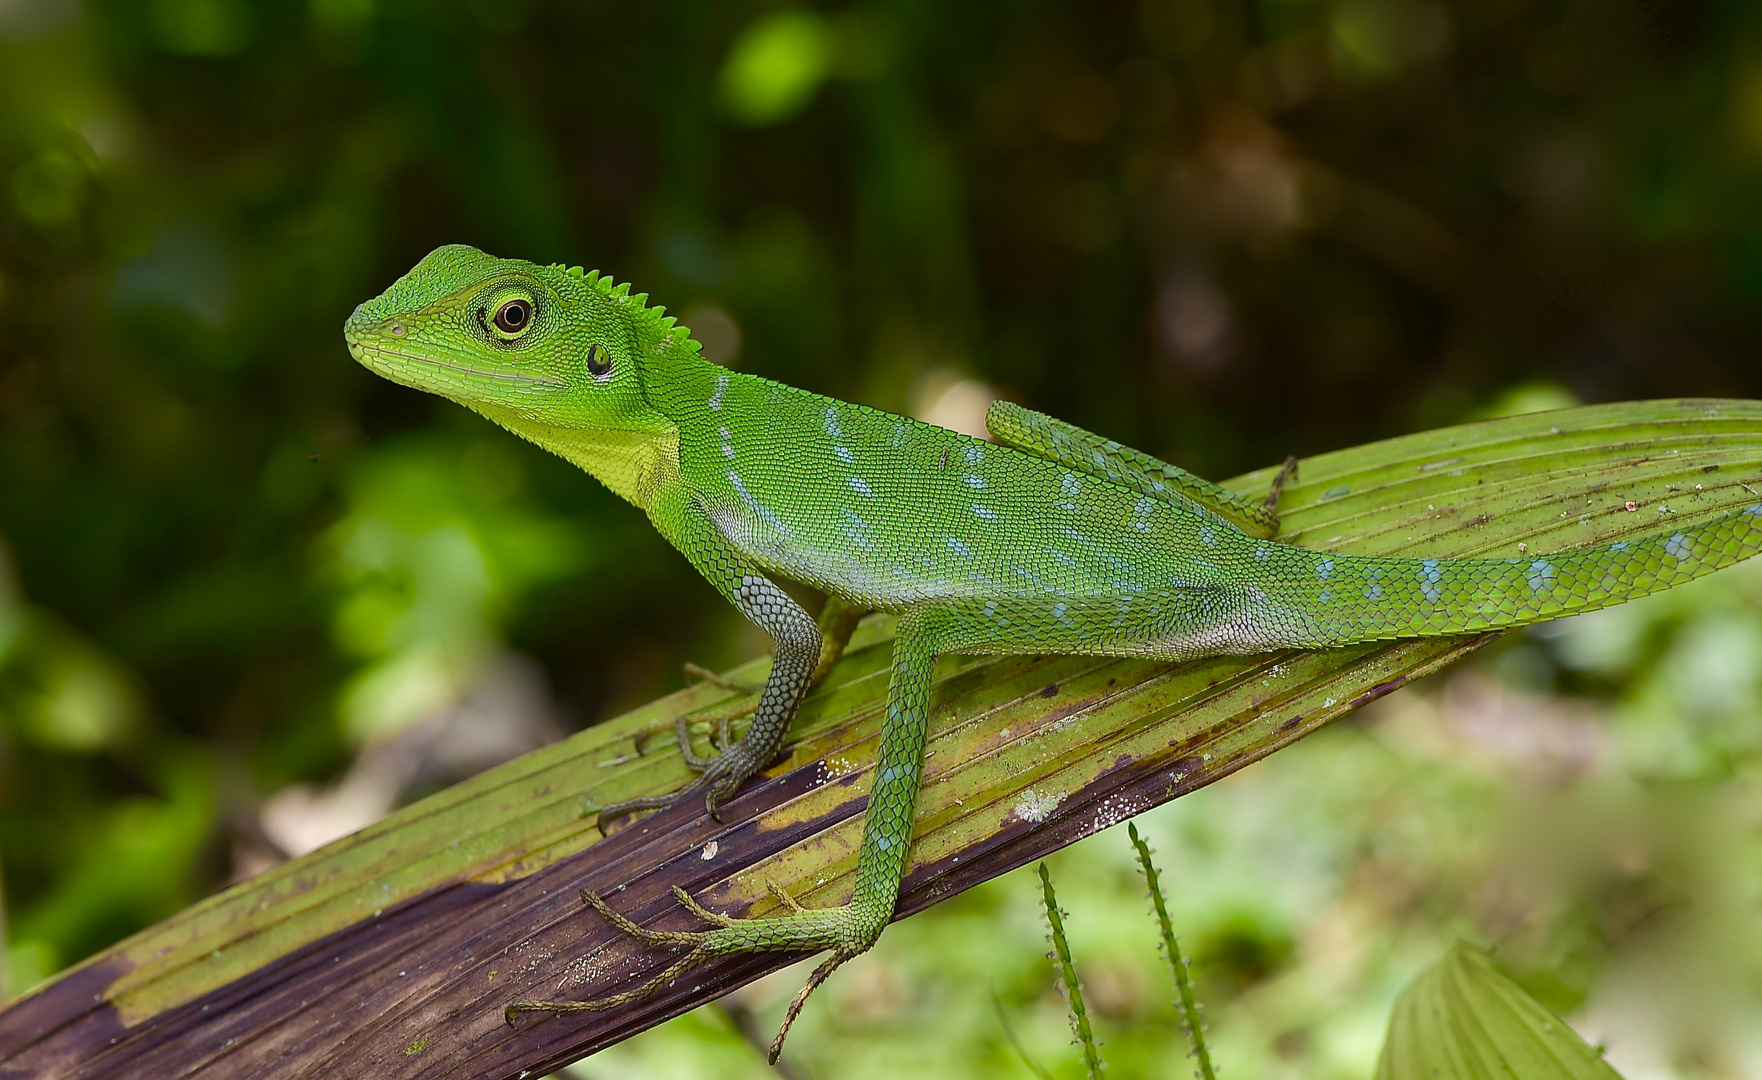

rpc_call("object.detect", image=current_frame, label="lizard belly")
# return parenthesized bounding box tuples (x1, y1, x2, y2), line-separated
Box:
(700, 501, 948, 610)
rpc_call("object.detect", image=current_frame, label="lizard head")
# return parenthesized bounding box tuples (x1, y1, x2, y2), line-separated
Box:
(345, 244, 676, 435)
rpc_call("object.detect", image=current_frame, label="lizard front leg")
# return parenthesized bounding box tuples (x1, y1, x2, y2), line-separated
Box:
(511, 610, 947, 1062)
(595, 567, 822, 826)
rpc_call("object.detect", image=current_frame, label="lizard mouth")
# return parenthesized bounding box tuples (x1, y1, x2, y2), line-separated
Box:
(347, 338, 566, 388)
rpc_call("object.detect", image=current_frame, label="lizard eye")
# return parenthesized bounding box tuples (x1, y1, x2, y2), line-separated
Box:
(492, 298, 533, 337)
(585, 343, 612, 378)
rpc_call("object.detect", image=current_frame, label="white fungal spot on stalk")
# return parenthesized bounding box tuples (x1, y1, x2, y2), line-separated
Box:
(1014, 788, 1065, 823)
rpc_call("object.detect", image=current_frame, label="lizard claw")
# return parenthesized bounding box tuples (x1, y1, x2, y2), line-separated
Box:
(595, 729, 763, 831)
(503, 886, 737, 1024)
(504, 882, 858, 1064)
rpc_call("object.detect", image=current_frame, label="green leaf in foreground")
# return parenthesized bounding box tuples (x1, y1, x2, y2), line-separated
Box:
(1377, 941, 1624, 1080)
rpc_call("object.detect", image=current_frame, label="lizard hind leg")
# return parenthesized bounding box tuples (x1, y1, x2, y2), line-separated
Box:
(1265, 454, 1300, 514)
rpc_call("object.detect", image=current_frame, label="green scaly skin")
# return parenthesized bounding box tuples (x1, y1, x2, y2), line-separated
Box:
(346, 245, 1762, 1058)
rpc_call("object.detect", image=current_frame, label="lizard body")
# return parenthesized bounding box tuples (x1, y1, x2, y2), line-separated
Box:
(346, 245, 1762, 1057)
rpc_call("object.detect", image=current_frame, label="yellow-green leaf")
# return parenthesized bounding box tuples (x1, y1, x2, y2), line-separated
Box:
(1378, 941, 1624, 1080)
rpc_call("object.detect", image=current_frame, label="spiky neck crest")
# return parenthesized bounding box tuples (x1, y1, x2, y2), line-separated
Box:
(551, 263, 705, 365)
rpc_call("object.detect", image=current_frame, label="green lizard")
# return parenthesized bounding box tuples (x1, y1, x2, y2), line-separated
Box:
(345, 244, 1762, 1058)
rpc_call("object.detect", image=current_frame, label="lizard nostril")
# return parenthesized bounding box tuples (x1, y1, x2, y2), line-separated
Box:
(390, 323, 406, 337)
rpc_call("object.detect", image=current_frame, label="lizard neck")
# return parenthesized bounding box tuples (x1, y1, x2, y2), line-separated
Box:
(470, 341, 722, 510)
(469, 402, 682, 510)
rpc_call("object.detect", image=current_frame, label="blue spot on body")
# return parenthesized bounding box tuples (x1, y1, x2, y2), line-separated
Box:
(1199, 526, 1216, 546)
(947, 537, 972, 557)
(1420, 559, 1442, 605)
(964, 474, 986, 489)
(1316, 558, 1334, 579)
(839, 509, 873, 551)
(834, 445, 854, 464)
(1664, 532, 1692, 561)
(848, 476, 873, 495)
(972, 504, 997, 521)
(729, 472, 790, 534)
(1526, 559, 1556, 594)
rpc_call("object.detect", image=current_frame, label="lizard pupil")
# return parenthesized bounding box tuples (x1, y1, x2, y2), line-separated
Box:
(494, 299, 531, 333)
(585, 343, 612, 377)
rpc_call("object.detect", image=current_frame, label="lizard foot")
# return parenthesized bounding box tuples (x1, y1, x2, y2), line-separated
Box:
(682, 661, 761, 695)
(593, 711, 767, 831)
(505, 884, 869, 1064)
(625, 678, 761, 759)
(1265, 454, 1300, 513)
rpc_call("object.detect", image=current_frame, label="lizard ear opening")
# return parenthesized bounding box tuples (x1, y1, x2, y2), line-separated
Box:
(585, 343, 613, 379)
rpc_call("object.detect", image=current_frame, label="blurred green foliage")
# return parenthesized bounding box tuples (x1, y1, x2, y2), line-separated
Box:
(1, 0, 1760, 1076)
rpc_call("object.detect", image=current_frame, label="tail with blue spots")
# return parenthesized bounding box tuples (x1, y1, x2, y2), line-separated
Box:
(1260, 502, 1762, 645)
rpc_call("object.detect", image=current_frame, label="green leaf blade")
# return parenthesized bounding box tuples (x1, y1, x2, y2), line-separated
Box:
(1377, 942, 1624, 1080)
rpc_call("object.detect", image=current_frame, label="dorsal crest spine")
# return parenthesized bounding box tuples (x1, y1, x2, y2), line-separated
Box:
(577, 266, 703, 356)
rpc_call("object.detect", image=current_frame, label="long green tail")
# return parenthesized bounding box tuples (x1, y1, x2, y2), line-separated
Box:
(1259, 501, 1762, 645)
